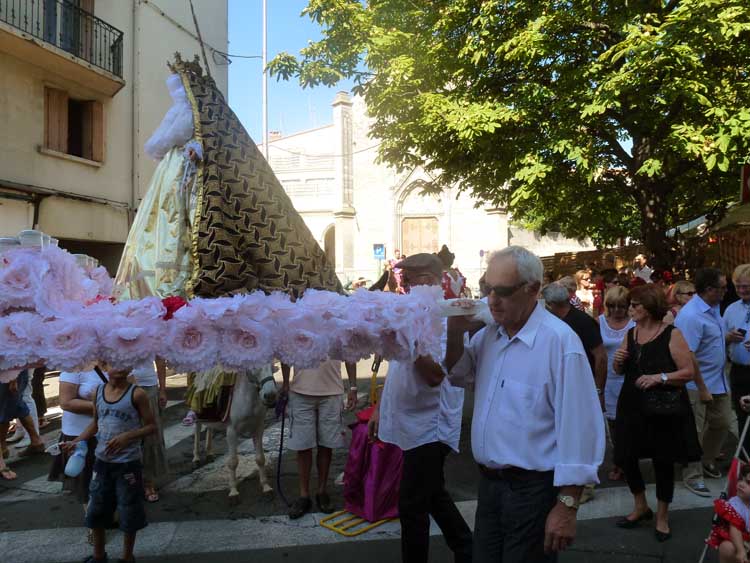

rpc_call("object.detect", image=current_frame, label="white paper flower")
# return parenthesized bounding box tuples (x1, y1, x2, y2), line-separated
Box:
(275, 314, 330, 369)
(97, 317, 163, 369)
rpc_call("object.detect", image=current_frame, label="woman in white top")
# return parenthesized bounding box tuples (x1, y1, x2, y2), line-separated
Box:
(49, 369, 107, 543)
(599, 286, 635, 481)
(130, 359, 169, 502)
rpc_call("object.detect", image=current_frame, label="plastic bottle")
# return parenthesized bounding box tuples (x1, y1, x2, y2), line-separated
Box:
(64, 440, 88, 478)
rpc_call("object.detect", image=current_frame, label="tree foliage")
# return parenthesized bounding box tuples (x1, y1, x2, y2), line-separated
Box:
(270, 0, 750, 265)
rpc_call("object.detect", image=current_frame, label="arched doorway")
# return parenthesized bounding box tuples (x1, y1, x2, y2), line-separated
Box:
(323, 225, 336, 268)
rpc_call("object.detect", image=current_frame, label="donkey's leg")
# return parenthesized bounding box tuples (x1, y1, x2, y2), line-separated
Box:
(254, 422, 273, 494)
(226, 424, 240, 500)
(192, 421, 202, 466)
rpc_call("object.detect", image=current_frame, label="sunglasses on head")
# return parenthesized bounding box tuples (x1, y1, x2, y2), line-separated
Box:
(488, 281, 527, 298)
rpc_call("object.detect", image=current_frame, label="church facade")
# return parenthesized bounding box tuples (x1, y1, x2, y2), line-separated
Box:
(264, 92, 593, 291)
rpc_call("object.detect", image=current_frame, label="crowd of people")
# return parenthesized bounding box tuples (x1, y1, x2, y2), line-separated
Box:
(3, 246, 750, 563)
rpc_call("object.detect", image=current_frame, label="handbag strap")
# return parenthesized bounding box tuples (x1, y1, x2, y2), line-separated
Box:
(93, 366, 108, 384)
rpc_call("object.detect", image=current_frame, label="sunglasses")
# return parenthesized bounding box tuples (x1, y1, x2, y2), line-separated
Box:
(488, 281, 527, 298)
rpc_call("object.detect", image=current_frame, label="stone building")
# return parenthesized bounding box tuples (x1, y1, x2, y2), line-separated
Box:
(264, 93, 593, 291)
(0, 0, 228, 273)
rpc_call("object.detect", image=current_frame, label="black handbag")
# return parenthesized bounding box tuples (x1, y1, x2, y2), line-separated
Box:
(628, 329, 683, 416)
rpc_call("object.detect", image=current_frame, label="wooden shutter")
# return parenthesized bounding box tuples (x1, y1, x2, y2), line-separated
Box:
(81, 100, 104, 162)
(44, 87, 68, 153)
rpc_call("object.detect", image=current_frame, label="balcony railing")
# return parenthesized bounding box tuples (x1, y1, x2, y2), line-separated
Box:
(0, 0, 123, 77)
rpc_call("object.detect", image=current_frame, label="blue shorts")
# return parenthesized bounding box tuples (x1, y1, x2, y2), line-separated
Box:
(85, 459, 147, 533)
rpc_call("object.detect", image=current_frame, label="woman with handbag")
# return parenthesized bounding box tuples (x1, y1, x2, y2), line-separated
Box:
(612, 284, 701, 542)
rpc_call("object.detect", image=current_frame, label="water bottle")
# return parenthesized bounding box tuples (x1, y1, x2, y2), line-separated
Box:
(64, 441, 88, 478)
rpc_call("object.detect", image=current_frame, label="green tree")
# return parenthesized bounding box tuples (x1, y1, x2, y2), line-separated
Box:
(270, 0, 750, 266)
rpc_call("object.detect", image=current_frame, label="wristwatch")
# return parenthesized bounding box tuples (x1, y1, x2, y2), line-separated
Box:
(660, 373, 668, 384)
(558, 494, 579, 511)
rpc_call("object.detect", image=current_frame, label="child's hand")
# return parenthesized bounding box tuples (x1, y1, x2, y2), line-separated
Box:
(105, 433, 131, 455)
(61, 441, 78, 455)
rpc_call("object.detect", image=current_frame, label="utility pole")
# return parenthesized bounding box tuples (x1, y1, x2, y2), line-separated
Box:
(262, 0, 269, 159)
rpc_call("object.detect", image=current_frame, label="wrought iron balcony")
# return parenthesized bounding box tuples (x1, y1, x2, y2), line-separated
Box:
(0, 0, 123, 77)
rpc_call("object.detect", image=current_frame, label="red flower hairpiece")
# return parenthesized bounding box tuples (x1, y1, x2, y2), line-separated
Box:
(162, 296, 188, 320)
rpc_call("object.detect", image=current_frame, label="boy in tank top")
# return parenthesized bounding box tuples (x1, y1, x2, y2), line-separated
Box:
(66, 367, 155, 563)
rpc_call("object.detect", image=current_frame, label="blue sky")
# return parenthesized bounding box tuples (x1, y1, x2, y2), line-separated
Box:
(227, 0, 356, 141)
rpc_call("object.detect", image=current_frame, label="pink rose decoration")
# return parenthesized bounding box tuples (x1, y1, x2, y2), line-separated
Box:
(299, 289, 347, 320)
(88, 266, 113, 298)
(0, 249, 47, 313)
(97, 318, 163, 369)
(41, 317, 99, 371)
(219, 318, 274, 370)
(0, 312, 44, 369)
(162, 305, 219, 372)
(35, 247, 98, 318)
(329, 318, 380, 364)
(115, 296, 167, 322)
(276, 315, 330, 369)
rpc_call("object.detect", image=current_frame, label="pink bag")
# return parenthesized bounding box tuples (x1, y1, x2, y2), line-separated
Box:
(343, 411, 403, 522)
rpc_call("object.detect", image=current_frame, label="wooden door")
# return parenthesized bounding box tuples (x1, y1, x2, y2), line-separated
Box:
(401, 217, 439, 257)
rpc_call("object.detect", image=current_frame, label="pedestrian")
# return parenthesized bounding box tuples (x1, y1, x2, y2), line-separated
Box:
(612, 284, 698, 542)
(64, 367, 156, 563)
(49, 368, 107, 545)
(574, 269, 594, 315)
(599, 286, 635, 481)
(723, 264, 750, 455)
(0, 369, 45, 459)
(369, 252, 473, 563)
(6, 367, 39, 449)
(446, 246, 605, 563)
(438, 244, 469, 298)
(709, 462, 750, 562)
(664, 280, 695, 324)
(541, 282, 607, 503)
(31, 366, 49, 429)
(130, 359, 169, 503)
(559, 275, 585, 312)
(633, 254, 653, 283)
(674, 267, 730, 496)
(282, 359, 358, 519)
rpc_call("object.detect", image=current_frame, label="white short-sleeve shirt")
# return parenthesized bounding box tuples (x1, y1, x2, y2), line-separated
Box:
(59, 370, 107, 437)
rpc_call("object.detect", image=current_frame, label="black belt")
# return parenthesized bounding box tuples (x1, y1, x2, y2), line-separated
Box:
(478, 464, 553, 481)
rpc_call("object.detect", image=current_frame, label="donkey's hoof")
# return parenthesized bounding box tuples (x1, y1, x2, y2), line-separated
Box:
(261, 486, 274, 500)
(228, 493, 241, 506)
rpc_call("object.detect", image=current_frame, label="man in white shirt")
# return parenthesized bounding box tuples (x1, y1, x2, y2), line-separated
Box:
(724, 264, 750, 457)
(633, 254, 654, 283)
(369, 253, 472, 563)
(445, 246, 605, 563)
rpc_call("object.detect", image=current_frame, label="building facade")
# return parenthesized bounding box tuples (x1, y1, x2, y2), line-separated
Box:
(265, 93, 594, 291)
(0, 0, 228, 273)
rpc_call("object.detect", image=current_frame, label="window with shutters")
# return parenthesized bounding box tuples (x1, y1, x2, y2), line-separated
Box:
(44, 86, 104, 162)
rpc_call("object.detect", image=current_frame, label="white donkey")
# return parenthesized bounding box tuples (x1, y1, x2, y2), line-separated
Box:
(192, 366, 278, 501)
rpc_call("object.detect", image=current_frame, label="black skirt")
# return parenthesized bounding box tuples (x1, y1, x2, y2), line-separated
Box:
(613, 326, 702, 465)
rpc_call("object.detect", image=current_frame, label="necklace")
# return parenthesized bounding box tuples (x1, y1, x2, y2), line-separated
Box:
(634, 323, 665, 366)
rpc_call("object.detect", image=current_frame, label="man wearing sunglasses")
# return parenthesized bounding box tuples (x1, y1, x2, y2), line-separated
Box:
(444, 246, 605, 562)
(369, 252, 472, 563)
(674, 268, 729, 496)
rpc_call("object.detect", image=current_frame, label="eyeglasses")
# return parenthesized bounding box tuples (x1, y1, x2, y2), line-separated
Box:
(488, 281, 527, 298)
(606, 303, 629, 310)
(676, 291, 695, 296)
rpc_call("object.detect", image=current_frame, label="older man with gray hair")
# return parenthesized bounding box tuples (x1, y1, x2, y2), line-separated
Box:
(445, 246, 605, 563)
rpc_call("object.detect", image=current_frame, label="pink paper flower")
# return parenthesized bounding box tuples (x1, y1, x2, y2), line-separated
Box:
(299, 289, 347, 320)
(219, 318, 274, 370)
(329, 318, 380, 364)
(0, 312, 44, 369)
(41, 317, 99, 371)
(0, 249, 47, 313)
(162, 305, 219, 372)
(115, 296, 167, 322)
(35, 247, 98, 318)
(97, 317, 163, 369)
(231, 291, 272, 324)
(276, 315, 330, 369)
(88, 266, 113, 298)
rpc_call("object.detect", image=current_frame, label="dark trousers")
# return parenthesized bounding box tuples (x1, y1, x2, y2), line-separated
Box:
(473, 469, 557, 563)
(399, 442, 473, 563)
(622, 457, 674, 502)
(31, 368, 47, 418)
(731, 364, 750, 454)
